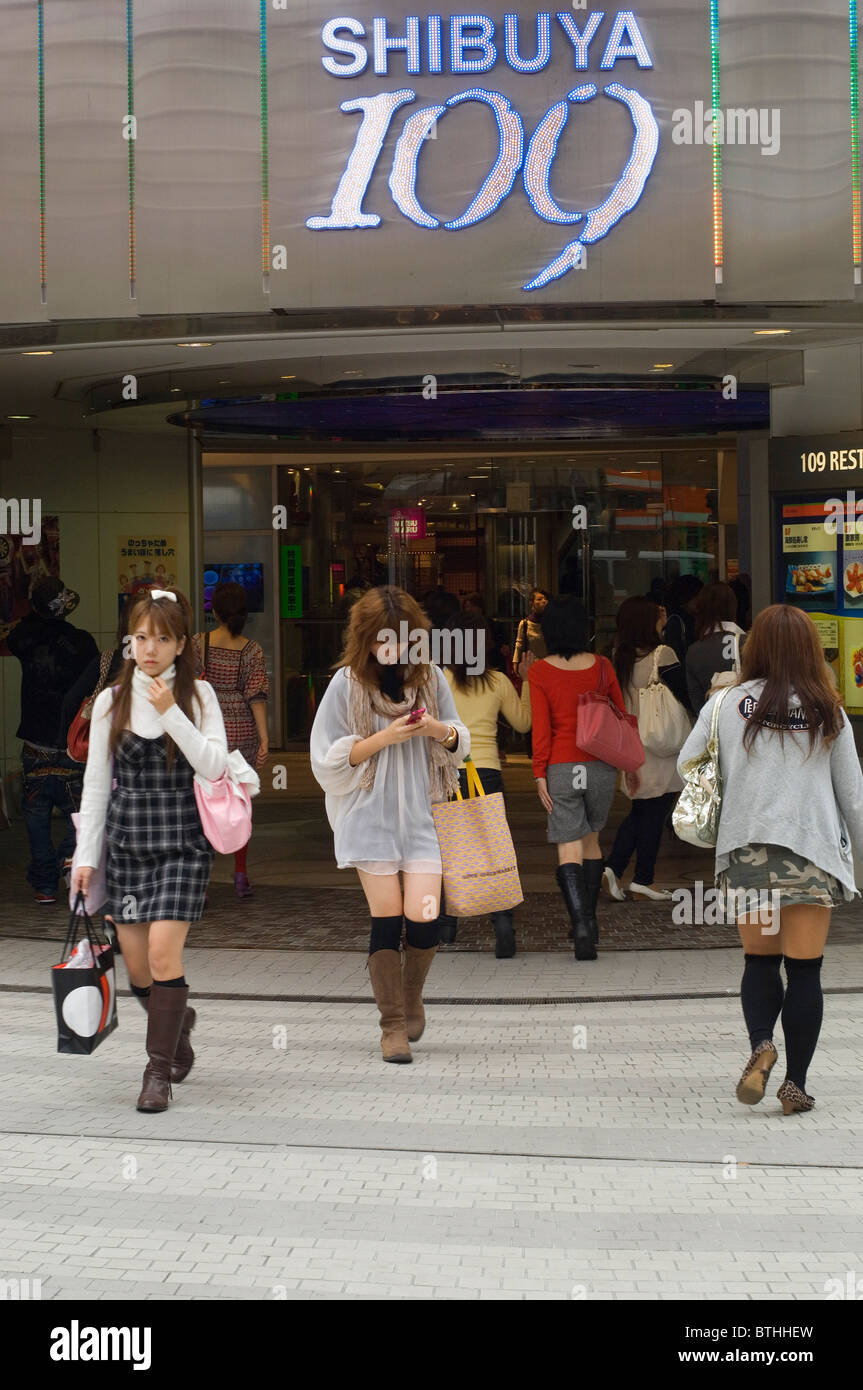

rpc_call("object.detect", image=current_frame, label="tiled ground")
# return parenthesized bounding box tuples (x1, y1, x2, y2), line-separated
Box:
(1, 942, 862, 1300)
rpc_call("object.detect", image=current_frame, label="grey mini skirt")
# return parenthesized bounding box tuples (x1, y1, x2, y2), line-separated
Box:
(545, 761, 618, 844)
(717, 842, 844, 910)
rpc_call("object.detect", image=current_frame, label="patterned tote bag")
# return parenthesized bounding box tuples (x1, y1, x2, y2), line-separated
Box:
(431, 759, 524, 917)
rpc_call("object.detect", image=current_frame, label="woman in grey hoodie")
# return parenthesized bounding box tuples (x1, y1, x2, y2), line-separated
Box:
(677, 604, 863, 1115)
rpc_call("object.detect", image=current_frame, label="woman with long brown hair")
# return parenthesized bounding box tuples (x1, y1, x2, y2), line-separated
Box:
(72, 589, 228, 1113)
(677, 604, 863, 1115)
(310, 586, 469, 1063)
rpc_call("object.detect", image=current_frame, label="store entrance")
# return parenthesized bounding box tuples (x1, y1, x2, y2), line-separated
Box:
(202, 442, 737, 744)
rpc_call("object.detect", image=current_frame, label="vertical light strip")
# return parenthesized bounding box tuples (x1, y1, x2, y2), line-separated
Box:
(126, 0, 136, 298)
(260, 0, 270, 293)
(37, 0, 46, 303)
(852, 1, 861, 283)
(710, 0, 723, 286)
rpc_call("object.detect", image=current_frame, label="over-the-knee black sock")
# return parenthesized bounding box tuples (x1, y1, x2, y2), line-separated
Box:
(404, 916, 440, 949)
(152, 976, 187, 989)
(740, 953, 784, 1049)
(368, 915, 403, 955)
(781, 956, 824, 1091)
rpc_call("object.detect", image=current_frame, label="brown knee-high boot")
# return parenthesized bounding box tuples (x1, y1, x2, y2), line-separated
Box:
(134, 991, 197, 1083)
(368, 950, 412, 1063)
(402, 945, 437, 1042)
(136, 985, 189, 1112)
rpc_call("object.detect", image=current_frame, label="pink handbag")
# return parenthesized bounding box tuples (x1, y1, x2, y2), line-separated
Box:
(193, 750, 259, 854)
(577, 658, 645, 772)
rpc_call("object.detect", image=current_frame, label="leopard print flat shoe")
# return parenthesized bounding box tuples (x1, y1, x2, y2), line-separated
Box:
(777, 1080, 815, 1115)
(735, 1039, 778, 1105)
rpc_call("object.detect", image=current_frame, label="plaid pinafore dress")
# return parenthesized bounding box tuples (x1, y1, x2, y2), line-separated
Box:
(105, 731, 213, 923)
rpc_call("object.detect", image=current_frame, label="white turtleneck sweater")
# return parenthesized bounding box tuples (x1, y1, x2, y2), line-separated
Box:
(76, 663, 228, 870)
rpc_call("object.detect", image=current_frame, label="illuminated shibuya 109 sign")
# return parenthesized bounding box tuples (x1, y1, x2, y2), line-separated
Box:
(307, 11, 658, 289)
(286, 2, 711, 307)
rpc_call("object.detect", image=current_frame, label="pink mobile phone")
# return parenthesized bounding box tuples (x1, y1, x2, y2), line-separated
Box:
(406, 707, 426, 724)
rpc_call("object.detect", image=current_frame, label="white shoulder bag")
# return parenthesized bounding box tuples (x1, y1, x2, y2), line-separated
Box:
(636, 648, 693, 758)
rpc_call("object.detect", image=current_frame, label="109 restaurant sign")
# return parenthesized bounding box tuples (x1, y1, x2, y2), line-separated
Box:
(285, 4, 713, 305)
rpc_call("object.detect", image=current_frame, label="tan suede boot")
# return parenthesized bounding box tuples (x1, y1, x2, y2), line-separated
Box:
(368, 950, 412, 1063)
(403, 945, 437, 1042)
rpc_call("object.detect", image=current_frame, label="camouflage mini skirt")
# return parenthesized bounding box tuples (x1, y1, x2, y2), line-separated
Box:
(717, 842, 844, 910)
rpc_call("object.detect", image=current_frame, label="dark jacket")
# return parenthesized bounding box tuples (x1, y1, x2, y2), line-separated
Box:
(7, 614, 98, 748)
(685, 629, 745, 712)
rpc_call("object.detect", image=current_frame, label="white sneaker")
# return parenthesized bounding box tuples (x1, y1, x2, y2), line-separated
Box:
(603, 867, 626, 901)
(629, 882, 674, 901)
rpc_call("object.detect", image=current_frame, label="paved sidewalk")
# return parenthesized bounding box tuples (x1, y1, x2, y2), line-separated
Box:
(2, 942, 862, 1300)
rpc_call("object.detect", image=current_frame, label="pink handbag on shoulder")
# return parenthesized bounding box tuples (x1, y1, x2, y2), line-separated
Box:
(577, 657, 645, 773)
(194, 750, 260, 854)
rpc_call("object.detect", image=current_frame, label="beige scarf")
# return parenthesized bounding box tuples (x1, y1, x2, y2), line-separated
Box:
(347, 668, 459, 803)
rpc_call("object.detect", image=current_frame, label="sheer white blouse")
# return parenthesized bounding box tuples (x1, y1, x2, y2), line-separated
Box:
(310, 666, 470, 874)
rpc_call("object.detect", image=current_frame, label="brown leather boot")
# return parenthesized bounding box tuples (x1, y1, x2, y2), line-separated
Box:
(136, 985, 189, 1112)
(135, 992, 196, 1084)
(402, 945, 437, 1042)
(367, 950, 412, 1063)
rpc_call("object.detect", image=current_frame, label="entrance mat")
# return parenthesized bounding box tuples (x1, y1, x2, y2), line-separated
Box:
(3, 886, 863, 952)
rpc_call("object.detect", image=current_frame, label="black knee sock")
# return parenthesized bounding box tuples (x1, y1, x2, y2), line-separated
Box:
(740, 953, 784, 1049)
(129, 983, 151, 1000)
(368, 915, 403, 955)
(781, 956, 824, 1091)
(404, 916, 441, 949)
(152, 976, 187, 989)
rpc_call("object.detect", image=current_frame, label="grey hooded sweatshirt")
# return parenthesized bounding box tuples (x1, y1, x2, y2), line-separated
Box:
(677, 679, 863, 899)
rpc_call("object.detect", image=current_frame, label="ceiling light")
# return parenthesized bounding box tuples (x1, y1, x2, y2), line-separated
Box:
(21, 350, 53, 356)
(303, 466, 311, 472)
(343, 369, 364, 377)
(652, 363, 673, 369)
(177, 341, 212, 348)
(170, 387, 181, 392)
(753, 329, 791, 336)
(217, 379, 231, 385)
(468, 475, 487, 479)
(281, 374, 296, 380)
(6, 413, 33, 419)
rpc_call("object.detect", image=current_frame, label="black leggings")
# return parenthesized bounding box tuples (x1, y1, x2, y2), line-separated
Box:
(606, 791, 677, 886)
(740, 953, 824, 1091)
(368, 915, 441, 954)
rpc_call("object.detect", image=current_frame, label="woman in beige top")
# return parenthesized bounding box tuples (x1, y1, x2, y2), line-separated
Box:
(439, 612, 533, 957)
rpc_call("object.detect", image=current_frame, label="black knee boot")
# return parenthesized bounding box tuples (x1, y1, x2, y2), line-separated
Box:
(582, 859, 604, 947)
(556, 864, 597, 961)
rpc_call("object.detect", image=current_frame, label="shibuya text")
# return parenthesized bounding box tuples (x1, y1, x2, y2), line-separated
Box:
(321, 12, 654, 77)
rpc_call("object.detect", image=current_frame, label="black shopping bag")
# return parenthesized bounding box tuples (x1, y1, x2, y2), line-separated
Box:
(52, 892, 118, 1055)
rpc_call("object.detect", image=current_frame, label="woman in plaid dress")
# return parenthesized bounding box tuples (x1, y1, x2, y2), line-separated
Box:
(193, 581, 269, 897)
(73, 590, 228, 1114)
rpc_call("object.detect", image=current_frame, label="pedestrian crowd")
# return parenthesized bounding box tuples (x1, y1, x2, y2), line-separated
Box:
(3, 568, 859, 1121)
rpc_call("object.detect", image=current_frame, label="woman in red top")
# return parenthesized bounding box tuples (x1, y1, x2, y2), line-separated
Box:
(528, 596, 631, 960)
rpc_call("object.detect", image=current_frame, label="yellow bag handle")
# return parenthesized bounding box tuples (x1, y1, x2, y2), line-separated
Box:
(453, 756, 485, 801)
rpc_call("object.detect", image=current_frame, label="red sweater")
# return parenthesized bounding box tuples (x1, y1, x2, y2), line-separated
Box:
(528, 656, 626, 778)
